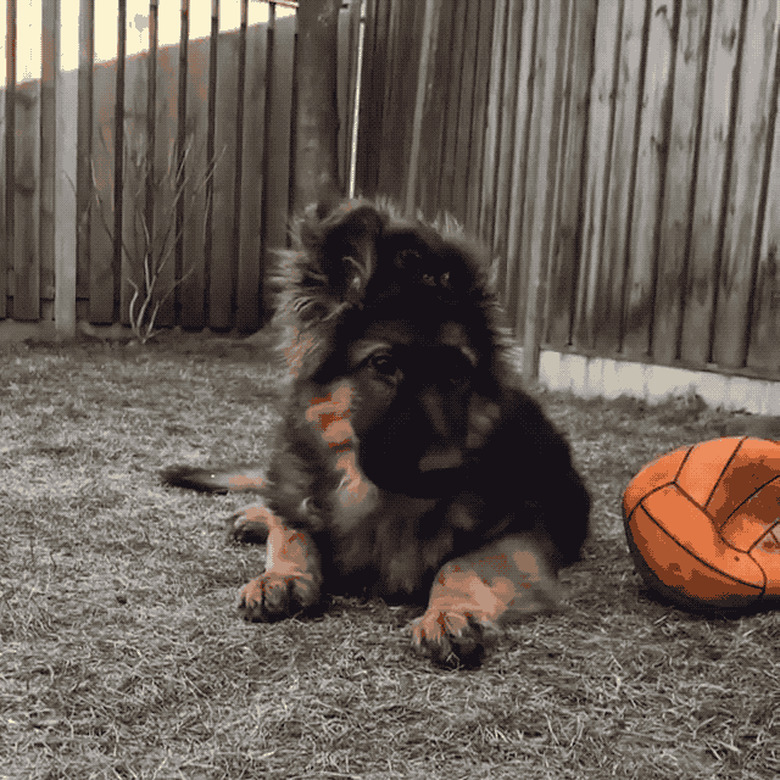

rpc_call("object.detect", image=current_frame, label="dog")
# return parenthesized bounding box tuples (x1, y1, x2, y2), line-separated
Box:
(163, 200, 590, 666)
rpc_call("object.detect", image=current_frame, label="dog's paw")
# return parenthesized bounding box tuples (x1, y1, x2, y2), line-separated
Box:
(408, 610, 495, 668)
(239, 571, 321, 622)
(226, 505, 273, 544)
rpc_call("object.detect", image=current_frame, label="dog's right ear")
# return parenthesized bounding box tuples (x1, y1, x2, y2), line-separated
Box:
(300, 202, 385, 307)
(282, 202, 385, 324)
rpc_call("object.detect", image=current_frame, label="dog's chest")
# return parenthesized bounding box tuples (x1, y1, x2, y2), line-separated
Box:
(328, 451, 447, 595)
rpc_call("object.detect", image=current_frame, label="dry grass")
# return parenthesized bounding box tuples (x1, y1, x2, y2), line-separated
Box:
(1, 336, 777, 779)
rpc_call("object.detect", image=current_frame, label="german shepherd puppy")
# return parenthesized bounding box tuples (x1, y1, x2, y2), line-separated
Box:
(163, 201, 590, 667)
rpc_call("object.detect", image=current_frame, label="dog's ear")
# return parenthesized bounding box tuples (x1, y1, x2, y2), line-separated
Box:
(285, 203, 385, 324)
(301, 203, 384, 302)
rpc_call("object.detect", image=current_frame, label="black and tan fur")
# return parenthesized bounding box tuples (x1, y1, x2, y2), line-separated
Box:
(163, 201, 590, 666)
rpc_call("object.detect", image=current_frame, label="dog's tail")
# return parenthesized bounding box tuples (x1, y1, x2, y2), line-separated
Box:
(161, 465, 265, 494)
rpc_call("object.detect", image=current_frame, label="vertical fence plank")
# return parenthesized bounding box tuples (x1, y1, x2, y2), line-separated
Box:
(345, 0, 363, 196)
(521, 0, 569, 378)
(355, 0, 385, 195)
(40, 0, 57, 323)
(209, 15, 240, 329)
(13, 80, 41, 321)
(651, 0, 710, 365)
(374, 0, 403, 199)
(379, 0, 422, 205)
(545, 0, 597, 349)
(747, 53, 780, 371)
(573, 0, 621, 350)
(3, 0, 16, 319)
(450, 0, 480, 222)
(236, 10, 268, 332)
(150, 1, 181, 328)
(436, 0, 468, 216)
(478, 0, 507, 245)
(0, 81, 5, 318)
(464, 0, 495, 233)
(76, 0, 94, 316)
(89, 2, 118, 325)
(502, 0, 538, 325)
(180, 27, 209, 328)
(405, 0, 440, 216)
(121, 1, 149, 325)
(491, 0, 523, 275)
(621, 0, 678, 357)
(337, 0, 359, 193)
(712, 0, 779, 368)
(263, 13, 295, 253)
(680, 0, 743, 366)
(12, 0, 42, 321)
(591, 0, 648, 355)
(55, 5, 78, 337)
(418, 0, 456, 218)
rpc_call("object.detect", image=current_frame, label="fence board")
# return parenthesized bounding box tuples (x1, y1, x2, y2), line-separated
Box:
(3, 0, 15, 320)
(179, 34, 209, 329)
(747, 76, 780, 371)
(491, 0, 523, 276)
(405, 0, 441, 216)
(236, 22, 268, 332)
(436, 0, 468, 216)
(40, 0, 57, 322)
(13, 80, 41, 320)
(90, 60, 117, 324)
(450, 0, 481, 223)
(355, 0, 386, 196)
(121, 46, 150, 326)
(573, 0, 621, 350)
(712, 0, 779, 368)
(418, 0, 455, 217)
(592, 0, 647, 356)
(502, 0, 537, 325)
(520, 0, 568, 377)
(464, 0, 495, 233)
(651, 0, 710, 365)
(209, 29, 239, 329)
(680, 0, 743, 366)
(478, 0, 506, 243)
(374, 0, 406, 202)
(263, 15, 295, 253)
(151, 37, 181, 329)
(0, 81, 5, 318)
(75, 0, 93, 308)
(545, 0, 596, 349)
(622, 0, 678, 358)
(55, 66, 78, 337)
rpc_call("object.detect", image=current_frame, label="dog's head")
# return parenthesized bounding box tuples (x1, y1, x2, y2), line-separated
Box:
(278, 201, 509, 497)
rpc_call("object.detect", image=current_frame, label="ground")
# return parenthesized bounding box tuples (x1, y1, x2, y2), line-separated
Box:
(0, 336, 777, 779)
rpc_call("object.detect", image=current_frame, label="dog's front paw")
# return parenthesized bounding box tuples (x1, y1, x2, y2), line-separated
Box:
(239, 570, 321, 622)
(409, 610, 493, 668)
(227, 504, 274, 544)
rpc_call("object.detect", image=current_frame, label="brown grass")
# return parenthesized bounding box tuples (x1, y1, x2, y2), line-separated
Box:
(1, 336, 777, 779)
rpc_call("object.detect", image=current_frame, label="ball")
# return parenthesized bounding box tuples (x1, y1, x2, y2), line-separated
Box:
(623, 437, 780, 611)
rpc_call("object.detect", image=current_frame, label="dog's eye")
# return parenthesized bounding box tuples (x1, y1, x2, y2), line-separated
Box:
(367, 353, 402, 384)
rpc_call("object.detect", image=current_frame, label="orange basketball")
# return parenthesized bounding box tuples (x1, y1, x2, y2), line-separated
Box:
(623, 437, 780, 611)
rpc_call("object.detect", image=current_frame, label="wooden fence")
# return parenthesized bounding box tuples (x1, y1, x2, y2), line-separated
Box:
(356, 0, 780, 380)
(1, 0, 360, 334)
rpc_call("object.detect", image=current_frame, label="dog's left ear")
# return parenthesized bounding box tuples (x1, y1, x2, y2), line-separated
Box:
(299, 202, 385, 310)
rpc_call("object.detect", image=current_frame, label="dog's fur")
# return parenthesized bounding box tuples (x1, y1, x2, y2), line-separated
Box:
(163, 201, 590, 666)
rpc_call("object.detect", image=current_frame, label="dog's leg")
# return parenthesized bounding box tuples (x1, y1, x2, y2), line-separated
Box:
(410, 533, 560, 667)
(230, 504, 323, 621)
